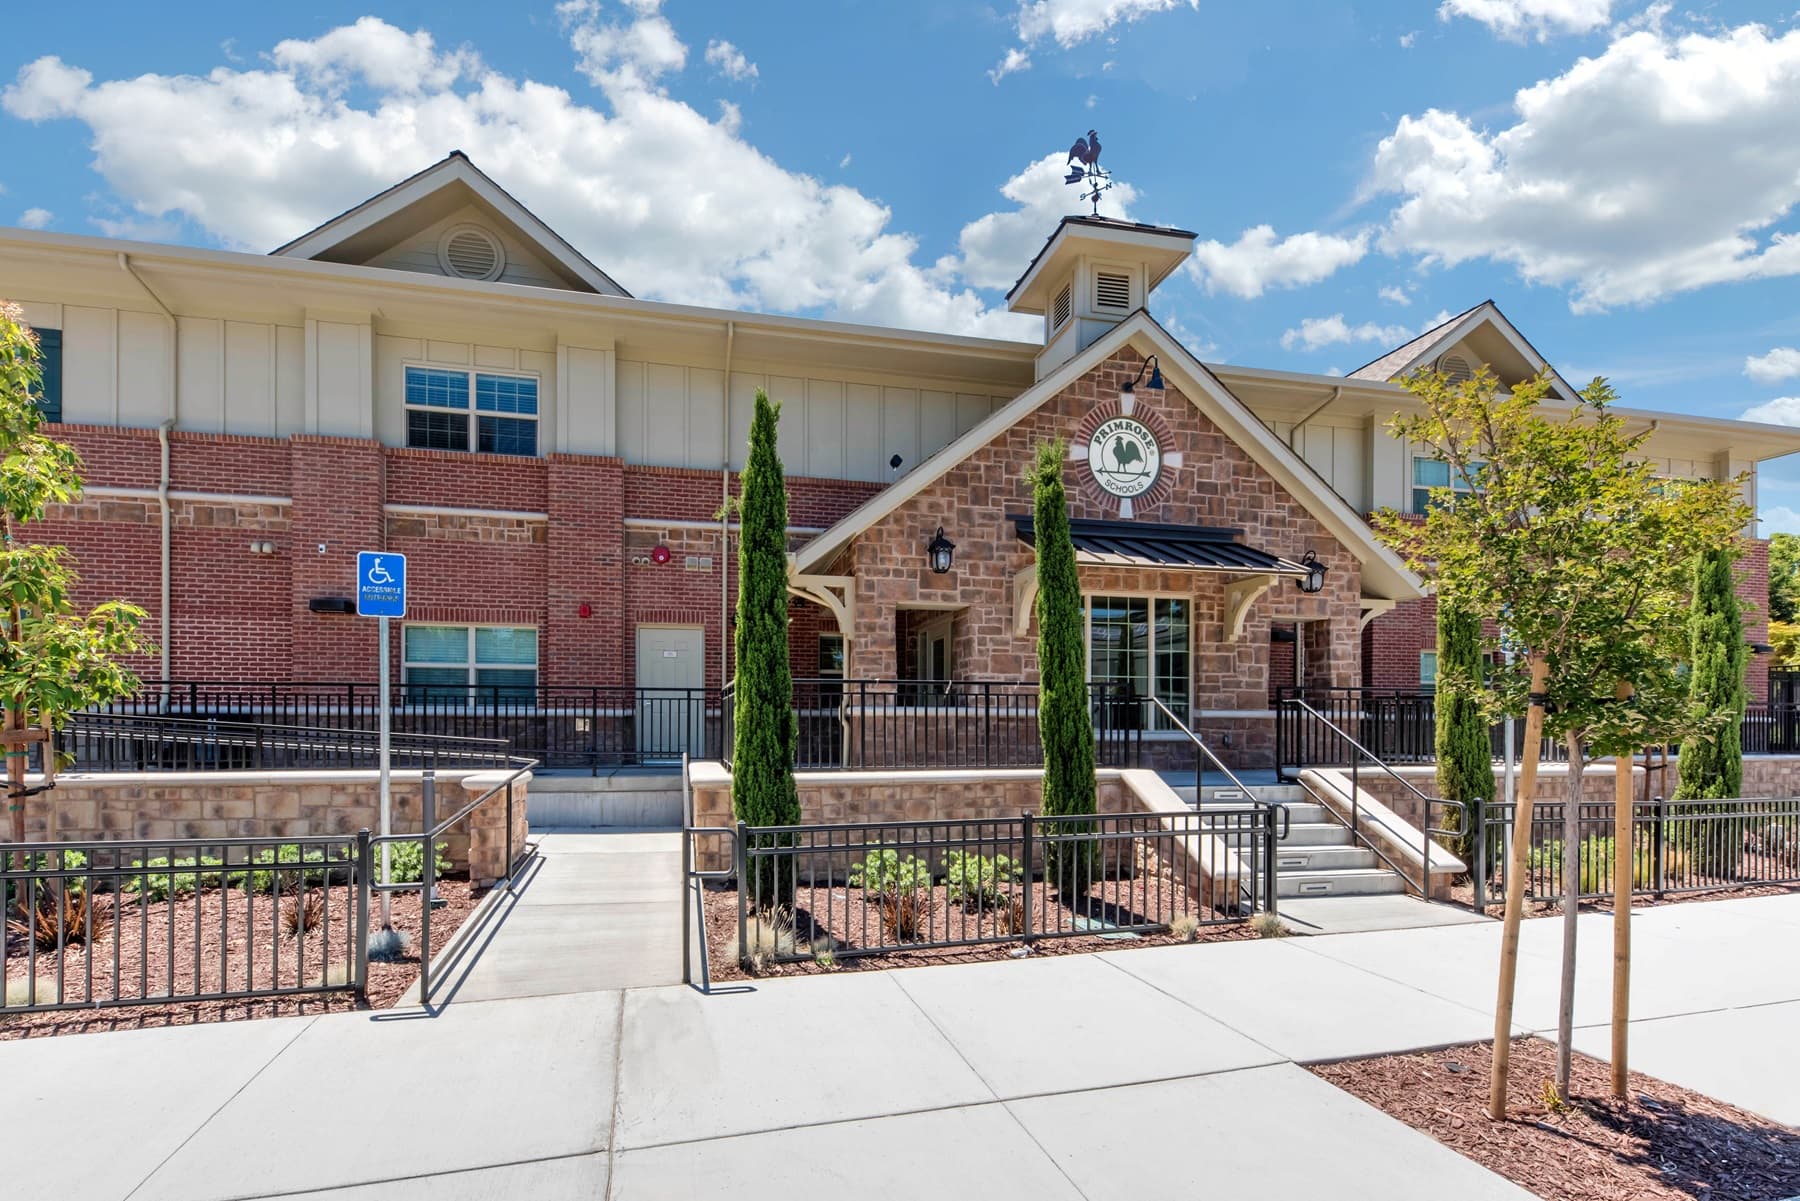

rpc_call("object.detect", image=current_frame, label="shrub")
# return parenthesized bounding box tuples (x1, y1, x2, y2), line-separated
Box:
(943, 851, 1021, 909)
(381, 840, 452, 885)
(6, 887, 109, 951)
(367, 926, 411, 962)
(1528, 835, 1688, 894)
(745, 910, 796, 972)
(282, 891, 325, 938)
(1168, 914, 1201, 942)
(1250, 911, 1287, 939)
(123, 844, 353, 901)
(878, 890, 932, 942)
(847, 849, 932, 898)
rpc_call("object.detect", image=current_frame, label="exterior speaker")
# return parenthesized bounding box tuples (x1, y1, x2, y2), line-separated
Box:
(308, 596, 355, 615)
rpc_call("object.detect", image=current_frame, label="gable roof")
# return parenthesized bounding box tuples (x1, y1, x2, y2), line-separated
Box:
(794, 311, 1424, 603)
(1349, 300, 1577, 400)
(270, 152, 630, 297)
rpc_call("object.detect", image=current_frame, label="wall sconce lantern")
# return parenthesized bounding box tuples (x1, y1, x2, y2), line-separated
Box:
(1295, 549, 1328, 594)
(1119, 354, 1165, 404)
(926, 526, 956, 574)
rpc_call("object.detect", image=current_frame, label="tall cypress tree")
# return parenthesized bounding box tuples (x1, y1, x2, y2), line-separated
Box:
(1030, 440, 1095, 893)
(1434, 600, 1494, 864)
(732, 390, 799, 903)
(1676, 546, 1746, 801)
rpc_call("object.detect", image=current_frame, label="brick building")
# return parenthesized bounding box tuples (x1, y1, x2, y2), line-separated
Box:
(4, 153, 1795, 765)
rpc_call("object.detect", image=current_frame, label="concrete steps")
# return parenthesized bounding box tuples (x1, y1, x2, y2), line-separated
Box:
(1181, 780, 1408, 899)
(528, 773, 683, 829)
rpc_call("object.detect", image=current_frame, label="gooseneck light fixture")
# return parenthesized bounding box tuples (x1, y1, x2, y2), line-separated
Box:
(926, 526, 957, 575)
(1119, 355, 1165, 405)
(1295, 549, 1329, 594)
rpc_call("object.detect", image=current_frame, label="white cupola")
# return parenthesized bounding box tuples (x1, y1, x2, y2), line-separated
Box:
(1005, 216, 1197, 380)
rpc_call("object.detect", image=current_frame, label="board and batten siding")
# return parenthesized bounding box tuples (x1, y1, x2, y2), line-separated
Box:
(1266, 418, 1371, 514)
(14, 299, 309, 435)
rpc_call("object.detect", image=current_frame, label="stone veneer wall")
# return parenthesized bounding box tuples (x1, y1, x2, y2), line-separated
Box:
(688, 764, 1133, 873)
(20, 769, 530, 886)
(838, 348, 1365, 712)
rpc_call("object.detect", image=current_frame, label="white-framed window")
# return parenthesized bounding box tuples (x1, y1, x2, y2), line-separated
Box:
(404, 366, 539, 457)
(1084, 595, 1191, 729)
(1411, 457, 1484, 515)
(402, 624, 538, 703)
(817, 633, 845, 705)
(1419, 650, 1439, 691)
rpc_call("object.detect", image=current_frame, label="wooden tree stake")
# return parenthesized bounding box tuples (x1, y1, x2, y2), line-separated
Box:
(1612, 681, 1635, 1099)
(1490, 654, 1551, 1119)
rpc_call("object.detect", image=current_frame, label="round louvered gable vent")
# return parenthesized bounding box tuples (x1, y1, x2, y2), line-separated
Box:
(437, 225, 505, 281)
(1437, 352, 1475, 384)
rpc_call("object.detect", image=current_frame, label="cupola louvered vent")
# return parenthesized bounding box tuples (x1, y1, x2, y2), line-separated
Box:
(1437, 352, 1475, 384)
(437, 225, 506, 281)
(1094, 271, 1132, 311)
(1052, 282, 1073, 329)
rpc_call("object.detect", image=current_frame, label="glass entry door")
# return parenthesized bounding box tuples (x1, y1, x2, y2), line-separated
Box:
(1085, 595, 1190, 729)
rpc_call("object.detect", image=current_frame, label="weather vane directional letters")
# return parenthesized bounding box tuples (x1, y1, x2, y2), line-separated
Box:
(1064, 129, 1111, 216)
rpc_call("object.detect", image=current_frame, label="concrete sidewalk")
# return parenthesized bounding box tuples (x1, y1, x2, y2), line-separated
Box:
(5, 893, 1796, 1200)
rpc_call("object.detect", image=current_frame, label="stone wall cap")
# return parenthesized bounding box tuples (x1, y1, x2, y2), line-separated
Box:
(36, 769, 496, 787)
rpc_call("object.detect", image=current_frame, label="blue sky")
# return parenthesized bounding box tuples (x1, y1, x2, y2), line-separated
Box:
(6, 1, 1800, 523)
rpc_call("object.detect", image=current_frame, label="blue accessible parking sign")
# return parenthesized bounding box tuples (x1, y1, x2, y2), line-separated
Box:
(357, 551, 407, 617)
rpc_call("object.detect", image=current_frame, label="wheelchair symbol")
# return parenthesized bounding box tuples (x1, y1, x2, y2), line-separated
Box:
(366, 558, 395, 585)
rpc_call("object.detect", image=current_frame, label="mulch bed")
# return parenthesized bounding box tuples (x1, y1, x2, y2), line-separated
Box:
(1449, 878, 1800, 919)
(1313, 1038, 1800, 1201)
(3, 880, 481, 1039)
(698, 878, 1262, 982)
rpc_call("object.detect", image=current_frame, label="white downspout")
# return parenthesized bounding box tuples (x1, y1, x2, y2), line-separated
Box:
(119, 253, 178, 692)
(720, 320, 735, 690)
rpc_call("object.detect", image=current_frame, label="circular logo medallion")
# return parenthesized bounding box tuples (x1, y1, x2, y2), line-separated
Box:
(1086, 416, 1161, 499)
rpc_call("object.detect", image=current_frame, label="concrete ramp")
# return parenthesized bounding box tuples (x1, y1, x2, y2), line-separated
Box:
(423, 830, 684, 1003)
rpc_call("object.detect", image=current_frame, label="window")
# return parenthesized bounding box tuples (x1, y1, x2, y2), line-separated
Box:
(402, 624, 538, 703)
(817, 633, 845, 704)
(404, 366, 538, 456)
(1419, 651, 1438, 691)
(30, 327, 61, 423)
(1085, 595, 1190, 728)
(1411, 456, 1484, 515)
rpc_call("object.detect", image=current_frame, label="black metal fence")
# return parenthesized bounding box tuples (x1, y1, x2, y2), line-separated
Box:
(55, 713, 515, 774)
(727, 808, 1280, 965)
(71, 682, 722, 773)
(722, 678, 1144, 771)
(2, 834, 367, 1013)
(1472, 795, 1800, 907)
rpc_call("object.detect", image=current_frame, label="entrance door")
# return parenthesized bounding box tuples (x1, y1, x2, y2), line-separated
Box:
(635, 626, 705, 763)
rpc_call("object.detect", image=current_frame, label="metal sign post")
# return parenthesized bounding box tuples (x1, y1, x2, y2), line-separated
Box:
(357, 552, 407, 928)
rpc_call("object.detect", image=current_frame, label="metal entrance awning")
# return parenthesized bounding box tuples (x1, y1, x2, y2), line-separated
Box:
(1010, 514, 1311, 576)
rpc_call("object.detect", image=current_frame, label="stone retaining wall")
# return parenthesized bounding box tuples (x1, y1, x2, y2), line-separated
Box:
(18, 769, 530, 887)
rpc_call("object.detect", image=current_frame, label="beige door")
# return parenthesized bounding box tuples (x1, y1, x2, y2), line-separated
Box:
(636, 625, 705, 762)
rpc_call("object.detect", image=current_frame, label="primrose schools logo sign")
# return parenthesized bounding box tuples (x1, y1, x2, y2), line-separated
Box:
(1087, 417, 1161, 499)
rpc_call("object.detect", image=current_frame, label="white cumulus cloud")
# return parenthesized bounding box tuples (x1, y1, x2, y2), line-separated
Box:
(1760, 504, 1800, 535)
(991, 0, 1195, 80)
(1, 9, 1058, 339)
(1186, 225, 1368, 300)
(1742, 397, 1800, 426)
(1369, 23, 1800, 313)
(17, 207, 52, 229)
(1379, 285, 1411, 305)
(1280, 314, 1415, 353)
(704, 39, 757, 82)
(1746, 348, 1800, 386)
(1437, 0, 1612, 42)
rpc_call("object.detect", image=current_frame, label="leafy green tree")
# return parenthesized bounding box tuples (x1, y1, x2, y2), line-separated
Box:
(1434, 601, 1493, 864)
(1768, 532, 1800, 624)
(1, 302, 151, 845)
(1376, 367, 1748, 1111)
(730, 389, 799, 901)
(1029, 439, 1095, 895)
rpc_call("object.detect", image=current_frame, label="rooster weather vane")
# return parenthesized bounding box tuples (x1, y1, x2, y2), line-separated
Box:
(1064, 129, 1111, 216)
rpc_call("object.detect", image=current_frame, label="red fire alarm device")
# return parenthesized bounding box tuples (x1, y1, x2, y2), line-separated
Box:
(651, 545, 672, 565)
(578, 603, 593, 619)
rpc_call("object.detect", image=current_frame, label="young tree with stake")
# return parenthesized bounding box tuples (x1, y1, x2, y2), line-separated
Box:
(1375, 368, 1747, 1112)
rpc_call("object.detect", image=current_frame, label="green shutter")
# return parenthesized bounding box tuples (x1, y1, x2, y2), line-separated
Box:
(31, 327, 62, 423)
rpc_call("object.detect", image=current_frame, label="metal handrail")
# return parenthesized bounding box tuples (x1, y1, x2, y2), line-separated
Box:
(1279, 695, 1466, 900)
(1143, 696, 1289, 839)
